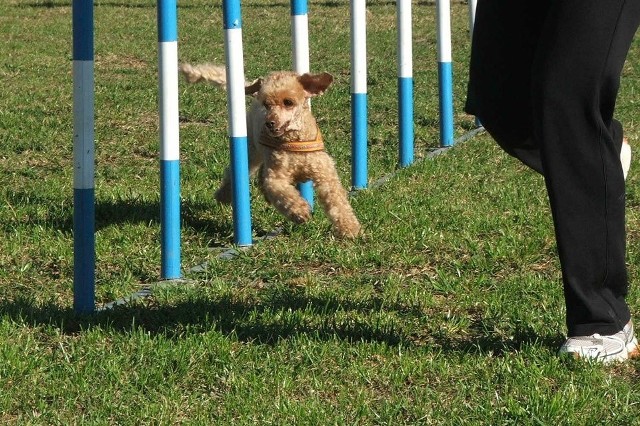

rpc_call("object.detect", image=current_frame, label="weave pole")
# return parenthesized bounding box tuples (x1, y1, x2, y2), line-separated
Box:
(291, 0, 314, 209)
(436, 0, 454, 147)
(397, 0, 414, 167)
(158, 0, 181, 279)
(72, 0, 95, 314)
(468, 0, 477, 32)
(223, 0, 253, 246)
(350, 0, 368, 189)
(467, 0, 481, 128)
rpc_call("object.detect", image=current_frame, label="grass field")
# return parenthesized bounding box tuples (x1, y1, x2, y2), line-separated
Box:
(2, 0, 640, 424)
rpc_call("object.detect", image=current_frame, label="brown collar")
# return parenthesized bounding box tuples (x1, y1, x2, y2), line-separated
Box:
(259, 127, 324, 152)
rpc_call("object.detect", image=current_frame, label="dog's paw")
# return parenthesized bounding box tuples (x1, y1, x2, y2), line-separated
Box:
(289, 211, 311, 224)
(333, 221, 362, 239)
(288, 205, 312, 224)
(214, 186, 233, 205)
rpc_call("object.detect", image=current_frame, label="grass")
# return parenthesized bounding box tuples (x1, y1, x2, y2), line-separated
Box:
(1, 0, 640, 424)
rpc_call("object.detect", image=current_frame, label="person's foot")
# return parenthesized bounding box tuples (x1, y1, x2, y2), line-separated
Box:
(621, 138, 631, 180)
(558, 321, 640, 363)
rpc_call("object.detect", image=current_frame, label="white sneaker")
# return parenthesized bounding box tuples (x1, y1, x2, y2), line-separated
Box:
(559, 321, 640, 363)
(621, 138, 631, 180)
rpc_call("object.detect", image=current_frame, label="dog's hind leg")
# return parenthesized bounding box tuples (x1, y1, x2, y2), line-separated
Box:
(214, 138, 263, 204)
(214, 166, 233, 204)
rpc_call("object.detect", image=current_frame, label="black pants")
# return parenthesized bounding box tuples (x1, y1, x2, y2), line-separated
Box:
(466, 0, 640, 336)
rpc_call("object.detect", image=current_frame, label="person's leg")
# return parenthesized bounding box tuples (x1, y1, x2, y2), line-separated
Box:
(531, 0, 640, 337)
(465, 0, 551, 173)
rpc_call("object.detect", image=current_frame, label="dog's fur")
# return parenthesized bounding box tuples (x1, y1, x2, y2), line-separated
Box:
(180, 63, 361, 239)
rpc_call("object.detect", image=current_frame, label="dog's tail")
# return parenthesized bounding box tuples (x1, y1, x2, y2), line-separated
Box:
(179, 63, 227, 87)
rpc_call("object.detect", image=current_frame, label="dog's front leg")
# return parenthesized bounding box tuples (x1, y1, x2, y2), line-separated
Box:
(314, 166, 362, 239)
(260, 174, 312, 224)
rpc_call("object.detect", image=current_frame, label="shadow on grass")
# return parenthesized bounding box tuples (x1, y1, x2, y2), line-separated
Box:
(19, 1, 208, 9)
(0, 290, 562, 357)
(436, 317, 564, 357)
(19, 0, 467, 10)
(18, 0, 322, 10)
(1, 190, 236, 243)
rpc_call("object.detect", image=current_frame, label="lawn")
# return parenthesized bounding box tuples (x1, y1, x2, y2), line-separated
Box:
(1, 0, 640, 424)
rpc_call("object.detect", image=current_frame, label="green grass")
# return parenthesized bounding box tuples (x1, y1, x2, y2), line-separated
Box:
(1, 0, 640, 424)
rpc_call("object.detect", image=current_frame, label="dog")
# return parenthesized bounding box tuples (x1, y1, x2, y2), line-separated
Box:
(180, 63, 362, 239)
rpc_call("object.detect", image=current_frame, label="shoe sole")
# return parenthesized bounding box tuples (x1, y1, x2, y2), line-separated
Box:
(621, 139, 631, 180)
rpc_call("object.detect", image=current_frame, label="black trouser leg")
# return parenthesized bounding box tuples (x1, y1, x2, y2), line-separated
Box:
(466, 0, 640, 336)
(466, 1, 549, 173)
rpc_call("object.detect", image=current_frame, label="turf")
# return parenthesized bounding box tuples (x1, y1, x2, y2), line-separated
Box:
(1, 0, 640, 424)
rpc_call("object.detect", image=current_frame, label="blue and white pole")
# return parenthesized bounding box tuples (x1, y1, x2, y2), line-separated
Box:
(467, 0, 481, 128)
(157, 0, 181, 279)
(223, 0, 253, 246)
(350, 0, 368, 189)
(468, 0, 477, 32)
(72, 0, 95, 314)
(436, 0, 454, 147)
(291, 0, 314, 209)
(397, 0, 414, 167)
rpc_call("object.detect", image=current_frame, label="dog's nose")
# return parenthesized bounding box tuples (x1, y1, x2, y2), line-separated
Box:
(265, 121, 276, 130)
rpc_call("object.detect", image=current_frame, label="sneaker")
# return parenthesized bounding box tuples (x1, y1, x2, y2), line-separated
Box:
(558, 321, 640, 363)
(621, 138, 631, 180)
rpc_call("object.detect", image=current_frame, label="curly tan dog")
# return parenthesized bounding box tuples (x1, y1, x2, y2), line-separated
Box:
(180, 63, 362, 239)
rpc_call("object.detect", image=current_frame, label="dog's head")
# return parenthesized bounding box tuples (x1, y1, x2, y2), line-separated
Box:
(246, 71, 333, 138)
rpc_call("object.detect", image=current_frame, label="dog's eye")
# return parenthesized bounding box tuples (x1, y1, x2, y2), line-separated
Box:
(283, 99, 295, 108)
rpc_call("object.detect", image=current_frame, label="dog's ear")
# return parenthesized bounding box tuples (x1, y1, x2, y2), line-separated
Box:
(244, 78, 263, 96)
(299, 72, 334, 98)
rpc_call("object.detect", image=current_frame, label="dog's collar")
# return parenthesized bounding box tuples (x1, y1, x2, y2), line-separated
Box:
(260, 127, 324, 152)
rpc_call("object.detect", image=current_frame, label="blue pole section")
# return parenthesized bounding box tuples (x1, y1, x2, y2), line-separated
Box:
(298, 180, 314, 209)
(398, 78, 414, 165)
(397, 0, 414, 167)
(223, 0, 253, 246)
(438, 62, 454, 147)
(291, 0, 314, 209)
(72, 0, 95, 314)
(291, 0, 306, 15)
(351, 94, 367, 188)
(351, 0, 368, 189)
(436, 0, 455, 147)
(158, 0, 181, 279)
